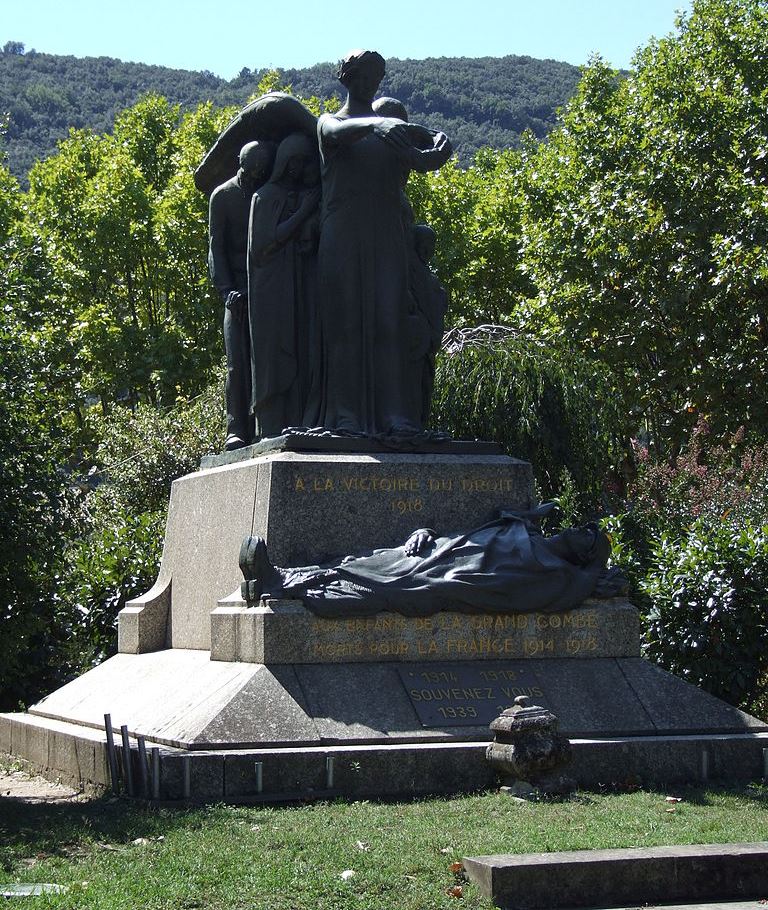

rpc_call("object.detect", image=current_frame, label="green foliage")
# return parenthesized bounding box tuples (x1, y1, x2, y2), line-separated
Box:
(518, 0, 768, 454)
(641, 521, 768, 710)
(65, 511, 165, 666)
(431, 326, 624, 505)
(0, 50, 581, 184)
(59, 377, 225, 667)
(24, 96, 231, 451)
(409, 150, 536, 325)
(0, 163, 76, 709)
(606, 424, 768, 709)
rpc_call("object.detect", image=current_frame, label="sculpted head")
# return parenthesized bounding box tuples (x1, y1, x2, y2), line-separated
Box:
(239, 141, 275, 190)
(373, 96, 408, 122)
(270, 133, 316, 184)
(338, 49, 385, 103)
(552, 524, 611, 567)
(413, 224, 436, 264)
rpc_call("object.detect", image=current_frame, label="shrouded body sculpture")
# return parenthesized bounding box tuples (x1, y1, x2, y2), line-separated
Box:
(239, 506, 626, 618)
(305, 50, 453, 436)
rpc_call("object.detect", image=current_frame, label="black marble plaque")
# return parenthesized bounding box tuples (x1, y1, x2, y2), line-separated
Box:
(396, 663, 550, 727)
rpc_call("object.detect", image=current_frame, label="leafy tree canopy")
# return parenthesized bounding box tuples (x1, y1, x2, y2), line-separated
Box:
(516, 0, 768, 454)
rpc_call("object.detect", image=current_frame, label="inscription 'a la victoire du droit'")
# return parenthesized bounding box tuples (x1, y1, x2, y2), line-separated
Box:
(293, 474, 520, 494)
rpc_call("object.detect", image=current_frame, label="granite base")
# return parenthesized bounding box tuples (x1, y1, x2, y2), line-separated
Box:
(118, 451, 535, 652)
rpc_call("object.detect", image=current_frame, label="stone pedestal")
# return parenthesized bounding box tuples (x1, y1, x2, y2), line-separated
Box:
(4, 444, 768, 801)
(118, 449, 534, 652)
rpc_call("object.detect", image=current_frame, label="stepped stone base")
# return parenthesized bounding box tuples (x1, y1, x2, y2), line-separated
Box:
(18, 648, 766, 751)
(6, 446, 767, 801)
(3, 713, 767, 801)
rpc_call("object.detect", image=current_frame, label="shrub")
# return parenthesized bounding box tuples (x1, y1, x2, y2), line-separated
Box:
(641, 520, 768, 710)
(59, 374, 225, 672)
(605, 422, 768, 711)
(431, 325, 625, 507)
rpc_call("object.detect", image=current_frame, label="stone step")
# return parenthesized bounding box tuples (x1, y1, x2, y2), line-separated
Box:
(462, 843, 768, 910)
(4, 705, 768, 800)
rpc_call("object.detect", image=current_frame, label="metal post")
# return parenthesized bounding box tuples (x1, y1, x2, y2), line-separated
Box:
(763, 748, 768, 782)
(700, 747, 709, 783)
(183, 754, 192, 800)
(151, 747, 161, 800)
(136, 736, 149, 798)
(120, 725, 135, 797)
(255, 762, 263, 795)
(104, 714, 120, 795)
(326, 756, 335, 790)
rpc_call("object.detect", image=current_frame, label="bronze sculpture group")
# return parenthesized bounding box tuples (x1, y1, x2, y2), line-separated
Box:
(201, 49, 622, 613)
(203, 49, 452, 449)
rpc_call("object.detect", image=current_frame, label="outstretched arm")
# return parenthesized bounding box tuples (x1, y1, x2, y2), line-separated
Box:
(320, 114, 414, 149)
(407, 130, 453, 173)
(320, 114, 377, 147)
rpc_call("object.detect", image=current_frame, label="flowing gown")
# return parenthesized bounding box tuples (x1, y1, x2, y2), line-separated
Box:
(307, 116, 414, 434)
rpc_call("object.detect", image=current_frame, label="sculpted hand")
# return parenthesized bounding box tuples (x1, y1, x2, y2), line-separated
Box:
(404, 528, 437, 557)
(431, 131, 451, 155)
(300, 186, 321, 214)
(225, 290, 246, 323)
(373, 117, 412, 150)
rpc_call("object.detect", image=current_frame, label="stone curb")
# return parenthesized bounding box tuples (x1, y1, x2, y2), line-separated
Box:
(462, 842, 768, 910)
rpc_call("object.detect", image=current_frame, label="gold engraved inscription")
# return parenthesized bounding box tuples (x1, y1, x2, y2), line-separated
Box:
(292, 473, 518, 497)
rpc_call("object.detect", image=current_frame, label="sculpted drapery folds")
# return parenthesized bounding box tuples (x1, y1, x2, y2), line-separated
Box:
(238, 506, 625, 618)
(207, 141, 275, 450)
(307, 50, 452, 436)
(248, 133, 320, 439)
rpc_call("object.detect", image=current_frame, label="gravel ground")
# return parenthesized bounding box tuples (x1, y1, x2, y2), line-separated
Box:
(0, 767, 89, 804)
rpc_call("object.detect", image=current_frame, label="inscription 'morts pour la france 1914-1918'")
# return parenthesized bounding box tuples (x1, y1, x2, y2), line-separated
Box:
(196, 50, 453, 451)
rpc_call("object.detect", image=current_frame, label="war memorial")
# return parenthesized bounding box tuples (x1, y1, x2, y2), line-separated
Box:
(2, 50, 767, 803)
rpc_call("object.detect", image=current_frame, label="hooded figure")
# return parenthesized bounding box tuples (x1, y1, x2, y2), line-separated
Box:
(248, 132, 320, 438)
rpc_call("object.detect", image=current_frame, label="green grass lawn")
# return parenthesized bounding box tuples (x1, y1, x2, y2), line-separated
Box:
(1, 782, 767, 909)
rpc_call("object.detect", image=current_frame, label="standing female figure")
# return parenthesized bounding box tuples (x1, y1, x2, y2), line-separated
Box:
(248, 132, 320, 438)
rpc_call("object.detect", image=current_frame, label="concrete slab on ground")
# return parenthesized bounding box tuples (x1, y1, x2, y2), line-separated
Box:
(463, 842, 768, 910)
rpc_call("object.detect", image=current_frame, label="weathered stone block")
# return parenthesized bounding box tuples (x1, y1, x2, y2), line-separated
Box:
(209, 598, 640, 664)
(463, 842, 768, 910)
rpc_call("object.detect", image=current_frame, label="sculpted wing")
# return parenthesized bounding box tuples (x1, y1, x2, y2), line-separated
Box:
(194, 93, 319, 196)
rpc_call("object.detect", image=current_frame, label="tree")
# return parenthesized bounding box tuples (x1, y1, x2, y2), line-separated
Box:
(409, 149, 536, 326)
(24, 95, 232, 447)
(518, 0, 768, 455)
(0, 163, 76, 708)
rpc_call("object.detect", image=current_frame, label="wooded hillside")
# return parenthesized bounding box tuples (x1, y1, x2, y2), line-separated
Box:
(0, 43, 581, 181)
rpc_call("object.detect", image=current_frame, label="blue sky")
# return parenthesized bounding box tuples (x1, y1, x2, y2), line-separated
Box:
(2, 0, 693, 78)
